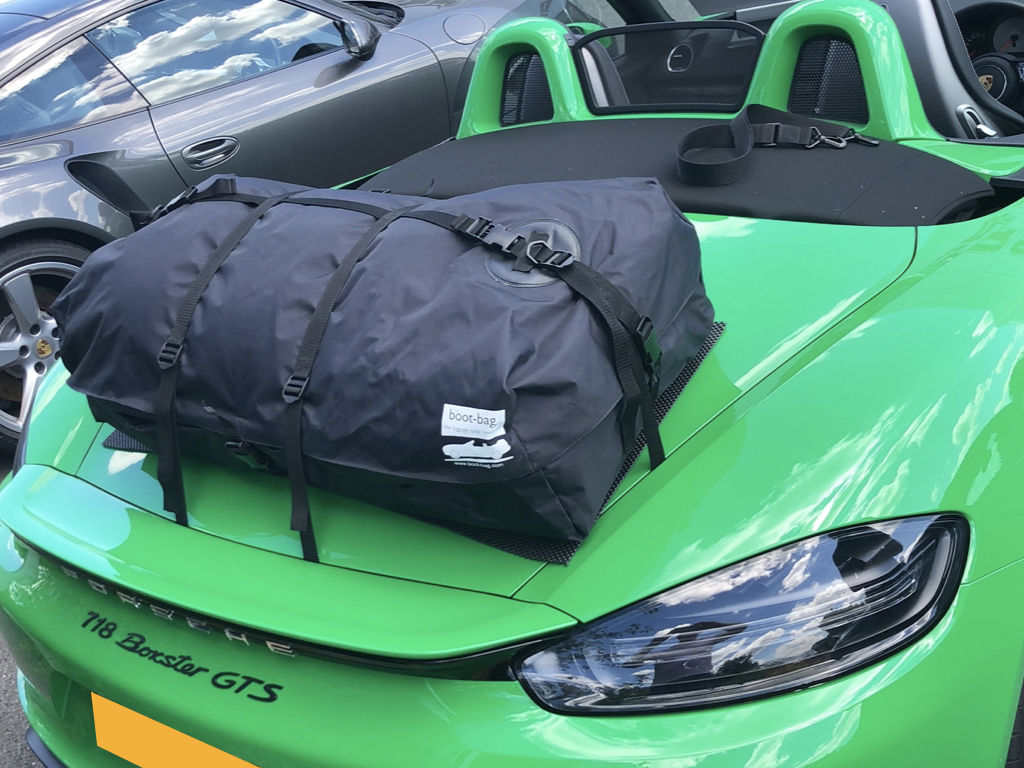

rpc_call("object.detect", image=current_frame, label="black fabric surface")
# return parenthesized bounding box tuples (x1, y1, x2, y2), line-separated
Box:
(58, 175, 714, 547)
(363, 113, 992, 226)
(100, 322, 726, 564)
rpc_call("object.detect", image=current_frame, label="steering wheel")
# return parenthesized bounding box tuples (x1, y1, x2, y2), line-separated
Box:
(972, 53, 1024, 110)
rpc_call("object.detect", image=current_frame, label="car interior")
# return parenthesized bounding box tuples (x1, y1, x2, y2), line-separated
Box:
(361, 0, 1024, 227)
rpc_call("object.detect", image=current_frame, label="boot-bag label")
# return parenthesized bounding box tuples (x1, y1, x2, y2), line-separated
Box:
(441, 403, 507, 440)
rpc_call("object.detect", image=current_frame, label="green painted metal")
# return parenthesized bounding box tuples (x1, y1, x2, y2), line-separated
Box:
(21, 365, 99, 478)
(520, 201, 1024, 620)
(10, 1, 1024, 763)
(457, 18, 590, 138)
(73, 425, 547, 598)
(901, 139, 1024, 179)
(3, 529, 1023, 767)
(0, 467, 575, 659)
(458, 0, 942, 144)
(746, 0, 941, 141)
(47, 218, 912, 604)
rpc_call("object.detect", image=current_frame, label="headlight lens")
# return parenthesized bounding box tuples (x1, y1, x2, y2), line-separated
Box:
(516, 514, 969, 714)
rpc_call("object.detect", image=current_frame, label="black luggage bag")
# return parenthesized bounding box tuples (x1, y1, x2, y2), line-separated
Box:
(53, 175, 715, 562)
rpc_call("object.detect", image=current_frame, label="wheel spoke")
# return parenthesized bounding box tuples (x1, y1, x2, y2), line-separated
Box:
(3, 273, 42, 333)
(17, 367, 42, 425)
(0, 341, 23, 372)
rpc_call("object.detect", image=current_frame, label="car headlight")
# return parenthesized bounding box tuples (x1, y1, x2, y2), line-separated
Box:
(516, 514, 969, 714)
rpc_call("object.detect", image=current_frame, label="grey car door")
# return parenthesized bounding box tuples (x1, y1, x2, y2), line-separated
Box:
(0, 36, 186, 225)
(88, 0, 451, 189)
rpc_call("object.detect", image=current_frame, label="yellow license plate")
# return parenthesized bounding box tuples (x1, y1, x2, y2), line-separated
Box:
(92, 693, 258, 768)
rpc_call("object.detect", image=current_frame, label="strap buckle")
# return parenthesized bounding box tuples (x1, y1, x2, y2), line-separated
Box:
(526, 241, 576, 269)
(636, 316, 662, 391)
(452, 214, 495, 239)
(805, 126, 847, 149)
(282, 373, 309, 403)
(157, 340, 183, 370)
(452, 214, 528, 258)
(842, 128, 880, 146)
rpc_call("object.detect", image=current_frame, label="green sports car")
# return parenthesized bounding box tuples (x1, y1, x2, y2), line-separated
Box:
(6, 0, 1024, 765)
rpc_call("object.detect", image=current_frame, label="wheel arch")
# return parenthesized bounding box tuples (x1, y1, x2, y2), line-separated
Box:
(0, 219, 117, 255)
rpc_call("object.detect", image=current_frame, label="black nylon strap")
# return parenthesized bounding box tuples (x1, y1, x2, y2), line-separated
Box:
(413, 207, 663, 466)
(408, 208, 665, 467)
(557, 262, 664, 466)
(148, 180, 391, 226)
(284, 206, 414, 563)
(676, 106, 872, 186)
(155, 193, 292, 522)
(193, 192, 390, 219)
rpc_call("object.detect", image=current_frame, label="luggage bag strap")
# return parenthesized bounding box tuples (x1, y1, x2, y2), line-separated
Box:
(154, 191, 391, 533)
(282, 206, 667, 563)
(284, 206, 415, 563)
(406, 209, 665, 467)
(676, 104, 879, 187)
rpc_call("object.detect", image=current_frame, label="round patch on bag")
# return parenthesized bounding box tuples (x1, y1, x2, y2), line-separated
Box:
(485, 219, 580, 287)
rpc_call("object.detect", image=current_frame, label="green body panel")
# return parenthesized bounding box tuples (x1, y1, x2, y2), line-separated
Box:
(0, 468, 575, 658)
(745, 0, 939, 141)
(900, 139, 1024, 179)
(45, 219, 913, 605)
(458, 18, 591, 138)
(458, 0, 939, 143)
(74, 425, 547, 597)
(8, 0, 1024, 764)
(2, 529, 1022, 767)
(22, 367, 99, 478)
(521, 201, 1024, 618)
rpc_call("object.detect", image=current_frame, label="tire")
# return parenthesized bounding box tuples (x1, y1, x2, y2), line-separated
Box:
(0, 239, 89, 451)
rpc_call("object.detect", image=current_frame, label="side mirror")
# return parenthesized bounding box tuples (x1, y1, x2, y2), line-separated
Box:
(336, 18, 381, 61)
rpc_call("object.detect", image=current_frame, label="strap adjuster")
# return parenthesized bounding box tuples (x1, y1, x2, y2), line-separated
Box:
(526, 241, 576, 269)
(452, 214, 529, 257)
(452, 214, 495, 239)
(282, 374, 309, 403)
(636, 316, 662, 392)
(157, 340, 183, 369)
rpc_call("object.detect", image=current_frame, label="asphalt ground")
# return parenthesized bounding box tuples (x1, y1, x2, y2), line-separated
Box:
(0, 456, 45, 767)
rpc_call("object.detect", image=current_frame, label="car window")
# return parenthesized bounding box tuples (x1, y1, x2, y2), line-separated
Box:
(565, 0, 625, 28)
(0, 38, 146, 145)
(87, 0, 345, 105)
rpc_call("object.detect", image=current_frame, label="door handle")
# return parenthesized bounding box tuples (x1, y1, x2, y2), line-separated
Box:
(182, 136, 239, 170)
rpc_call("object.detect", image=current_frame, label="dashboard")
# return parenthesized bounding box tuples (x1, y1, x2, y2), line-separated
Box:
(957, 4, 1024, 113)
(960, 10, 1024, 56)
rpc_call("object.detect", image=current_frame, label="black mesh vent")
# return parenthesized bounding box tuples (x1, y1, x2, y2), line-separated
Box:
(500, 53, 554, 127)
(788, 36, 868, 124)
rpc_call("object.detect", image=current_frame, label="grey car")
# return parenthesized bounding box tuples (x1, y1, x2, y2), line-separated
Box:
(0, 0, 623, 450)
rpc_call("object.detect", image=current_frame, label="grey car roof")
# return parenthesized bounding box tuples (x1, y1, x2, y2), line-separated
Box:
(0, 12, 42, 42)
(0, 0, 103, 20)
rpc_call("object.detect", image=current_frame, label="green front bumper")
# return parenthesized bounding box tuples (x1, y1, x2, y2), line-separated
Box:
(0, 511, 1021, 767)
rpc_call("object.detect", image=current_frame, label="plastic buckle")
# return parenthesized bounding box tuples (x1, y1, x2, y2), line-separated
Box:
(526, 242, 576, 269)
(157, 340, 183, 370)
(637, 316, 662, 386)
(452, 215, 495, 239)
(805, 126, 847, 149)
(842, 128, 880, 147)
(282, 374, 309, 403)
